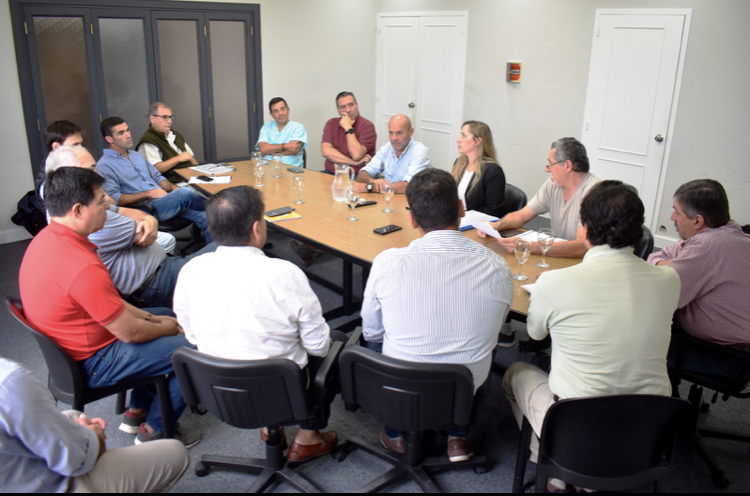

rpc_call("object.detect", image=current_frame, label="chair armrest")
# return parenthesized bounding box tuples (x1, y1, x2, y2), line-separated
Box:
(346, 327, 364, 347)
(313, 340, 344, 398)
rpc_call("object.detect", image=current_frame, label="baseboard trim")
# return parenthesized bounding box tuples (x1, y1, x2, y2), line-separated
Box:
(0, 227, 32, 245)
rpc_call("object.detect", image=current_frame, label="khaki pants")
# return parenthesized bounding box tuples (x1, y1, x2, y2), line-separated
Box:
(62, 411, 190, 493)
(502, 362, 557, 462)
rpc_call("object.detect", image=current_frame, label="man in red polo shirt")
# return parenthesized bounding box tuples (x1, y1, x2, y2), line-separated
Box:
(321, 91, 377, 175)
(19, 167, 199, 447)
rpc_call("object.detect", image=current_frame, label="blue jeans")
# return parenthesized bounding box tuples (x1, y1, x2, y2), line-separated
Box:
(80, 309, 193, 434)
(149, 188, 212, 243)
(140, 243, 217, 308)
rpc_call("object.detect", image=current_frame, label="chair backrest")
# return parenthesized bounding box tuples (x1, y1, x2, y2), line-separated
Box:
(338, 345, 475, 433)
(537, 394, 690, 491)
(171, 346, 313, 429)
(633, 225, 655, 261)
(498, 183, 528, 218)
(673, 334, 750, 398)
(4, 297, 85, 408)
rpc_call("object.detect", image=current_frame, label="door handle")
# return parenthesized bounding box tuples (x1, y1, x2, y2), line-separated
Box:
(408, 102, 415, 108)
(654, 134, 664, 143)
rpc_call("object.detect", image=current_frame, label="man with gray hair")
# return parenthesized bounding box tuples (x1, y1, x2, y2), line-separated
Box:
(136, 102, 197, 176)
(352, 114, 431, 194)
(482, 137, 600, 258)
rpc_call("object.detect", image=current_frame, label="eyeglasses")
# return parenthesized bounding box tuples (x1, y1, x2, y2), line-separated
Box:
(545, 160, 565, 170)
(153, 114, 175, 121)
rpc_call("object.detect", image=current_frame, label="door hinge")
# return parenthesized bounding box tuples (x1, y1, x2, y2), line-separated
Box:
(99, 114, 103, 123)
(91, 23, 93, 36)
(585, 121, 589, 131)
(208, 107, 211, 119)
(36, 119, 40, 131)
(596, 28, 600, 37)
(204, 25, 207, 37)
(24, 22, 28, 35)
(250, 26, 253, 37)
(253, 103, 256, 113)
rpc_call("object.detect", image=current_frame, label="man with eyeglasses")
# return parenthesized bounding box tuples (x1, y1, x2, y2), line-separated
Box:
(136, 102, 198, 178)
(479, 137, 600, 259)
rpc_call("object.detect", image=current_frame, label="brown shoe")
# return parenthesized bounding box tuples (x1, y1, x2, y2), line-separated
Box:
(291, 241, 322, 268)
(287, 431, 338, 462)
(379, 428, 405, 455)
(447, 437, 474, 462)
(260, 426, 287, 450)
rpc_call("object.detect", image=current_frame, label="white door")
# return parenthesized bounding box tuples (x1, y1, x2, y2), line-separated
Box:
(581, 11, 690, 228)
(376, 13, 468, 172)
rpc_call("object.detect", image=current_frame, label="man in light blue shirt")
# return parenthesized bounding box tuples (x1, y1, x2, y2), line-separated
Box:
(0, 358, 189, 492)
(96, 116, 212, 243)
(353, 114, 431, 194)
(256, 97, 307, 168)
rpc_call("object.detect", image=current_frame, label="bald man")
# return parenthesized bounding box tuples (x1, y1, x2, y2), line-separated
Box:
(353, 114, 431, 194)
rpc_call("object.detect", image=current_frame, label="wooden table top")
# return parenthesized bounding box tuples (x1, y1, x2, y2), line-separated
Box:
(179, 162, 581, 315)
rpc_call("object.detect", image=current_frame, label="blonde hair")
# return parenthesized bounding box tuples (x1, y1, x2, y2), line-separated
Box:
(451, 121, 499, 194)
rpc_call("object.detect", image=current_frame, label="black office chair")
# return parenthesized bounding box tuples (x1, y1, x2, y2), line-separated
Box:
(5, 297, 175, 438)
(498, 183, 528, 218)
(669, 333, 750, 488)
(302, 148, 307, 169)
(513, 394, 690, 493)
(335, 330, 489, 493)
(634, 225, 655, 261)
(128, 201, 204, 256)
(171, 341, 344, 493)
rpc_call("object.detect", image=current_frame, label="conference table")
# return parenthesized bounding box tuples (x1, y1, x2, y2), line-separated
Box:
(179, 161, 581, 321)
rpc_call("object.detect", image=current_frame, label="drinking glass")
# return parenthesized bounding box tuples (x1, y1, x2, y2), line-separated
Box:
(382, 182, 394, 213)
(536, 228, 555, 268)
(514, 239, 532, 281)
(251, 150, 261, 167)
(293, 175, 305, 204)
(254, 159, 266, 187)
(345, 187, 360, 221)
(272, 153, 282, 178)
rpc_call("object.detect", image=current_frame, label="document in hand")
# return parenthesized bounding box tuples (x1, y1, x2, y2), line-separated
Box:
(459, 211, 499, 231)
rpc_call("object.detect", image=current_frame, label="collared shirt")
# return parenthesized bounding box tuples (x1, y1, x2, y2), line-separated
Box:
(137, 130, 194, 166)
(255, 120, 308, 167)
(362, 140, 431, 183)
(19, 221, 124, 361)
(529, 244, 680, 399)
(0, 359, 100, 492)
(527, 173, 601, 240)
(97, 149, 167, 205)
(88, 210, 167, 295)
(321, 116, 377, 174)
(362, 230, 513, 392)
(174, 246, 330, 368)
(648, 221, 750, 345)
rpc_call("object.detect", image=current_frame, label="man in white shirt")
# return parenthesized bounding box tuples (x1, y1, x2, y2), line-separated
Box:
(174, 185, 339, 463)
(503, 180, 680, 491)
(481, 137, 600, 258)
(352, 114, 431, 194)
(363, 168, 514, 462)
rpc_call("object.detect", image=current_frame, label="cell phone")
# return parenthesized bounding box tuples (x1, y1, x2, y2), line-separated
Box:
(266, 206, 294, 217)
(196, 175, 213, 182)
(287, 167, 304, 173)
(374, 225, 402, 235)
(355, 200, 377, 208)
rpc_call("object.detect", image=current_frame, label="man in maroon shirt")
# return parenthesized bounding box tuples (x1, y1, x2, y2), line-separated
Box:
(320, 91, 377, 174)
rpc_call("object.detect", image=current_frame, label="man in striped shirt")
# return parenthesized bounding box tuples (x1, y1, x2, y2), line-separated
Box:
(362, 168, 514, 462)
(648, 179, 750, 376)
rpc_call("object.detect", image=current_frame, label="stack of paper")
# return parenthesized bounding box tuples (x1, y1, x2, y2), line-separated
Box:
(459, 210, 499, 231)
(265, 211, 302, 222)
(189, 163, 236, 175)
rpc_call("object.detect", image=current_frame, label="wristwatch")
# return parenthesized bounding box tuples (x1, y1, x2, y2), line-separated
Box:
(366, 183, 374, 193)
(345, 128, 356, 135)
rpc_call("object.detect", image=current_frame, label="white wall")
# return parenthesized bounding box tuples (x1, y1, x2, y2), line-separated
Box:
(1, 0, 748, 245)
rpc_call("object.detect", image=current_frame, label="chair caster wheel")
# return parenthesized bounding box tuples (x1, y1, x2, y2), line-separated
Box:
(711, 475, 729, 489)
(331, 445, 350, 462)
(474, 465, 489, 475)
(195, 464, 210, 477)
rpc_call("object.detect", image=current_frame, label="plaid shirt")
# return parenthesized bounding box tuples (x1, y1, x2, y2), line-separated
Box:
(648, 221, 750, 345)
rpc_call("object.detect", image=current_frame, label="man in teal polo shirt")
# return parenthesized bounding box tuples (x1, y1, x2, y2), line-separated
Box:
(256, 97, 307, 168)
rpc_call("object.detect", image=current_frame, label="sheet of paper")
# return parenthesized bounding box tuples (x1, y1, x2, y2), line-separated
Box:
(189, 176, 232, 185)
(514, 229, 567, 243)
(459, 210, 499, 231)
(521, 284, 535, 295)
(189, 163, 236, 175)
(472, 221, 501, 239)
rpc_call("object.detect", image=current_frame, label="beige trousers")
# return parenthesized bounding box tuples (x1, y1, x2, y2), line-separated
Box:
(62, 411, 190, 493)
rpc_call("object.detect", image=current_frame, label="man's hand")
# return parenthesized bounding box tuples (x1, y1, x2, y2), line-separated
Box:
(151, 314, 183, 335)
(286, 141, 303, 154)
(369, 179, 389, 193)
(340, 115, 354, 132)
(77, 414, 107, 441)
(356, 154, 372, 166)
(655, 259, 674, 267)
(134, 216, 159, 247)
(177, 151, 193, 163)
(351, 182, 368, 194)
(146, 188, 168, 199)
